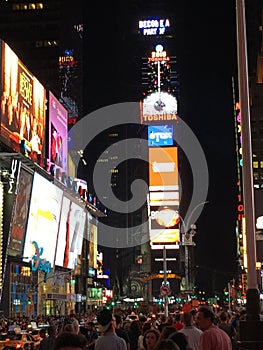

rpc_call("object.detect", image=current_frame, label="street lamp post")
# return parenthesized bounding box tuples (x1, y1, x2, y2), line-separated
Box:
(236, 0, 263, 343)
(183, 224, 197, 293)
(163, 246, 169, 318)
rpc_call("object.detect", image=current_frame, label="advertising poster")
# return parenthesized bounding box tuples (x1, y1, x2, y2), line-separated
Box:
(8, 168, 33, 256)
(148, 124, 174, 147)
(22, 172, 63, 266)
(0, 41, 46, 162)
(150, 205, 180, 244)
(89, 223, 98, 269)
(55, 196, 85, 269)
(149, 146, 178, 191)
(48, 91, 68, 179)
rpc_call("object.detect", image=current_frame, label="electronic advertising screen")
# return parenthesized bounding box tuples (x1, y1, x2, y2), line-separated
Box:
(0, 41, 46, 163)
(149, 147, 178, 191)
(89, 223, 98, 269)
(8, 168, 33, 257)
(149, 191, 179, 207)
(149, 205, 180, 245)
(148, 125, 174, 147)
(48, 91, 68, 180)
(55, 195, 86, 269)
(22, 172, 63, 267)
(141, 92, 178, 124)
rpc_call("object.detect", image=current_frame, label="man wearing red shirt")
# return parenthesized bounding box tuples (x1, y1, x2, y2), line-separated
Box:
(196, 306, 232, 350)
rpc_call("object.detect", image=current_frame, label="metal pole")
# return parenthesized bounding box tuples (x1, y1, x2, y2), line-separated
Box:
(163, 246, 169, 317)
(228, 282, 231, 312)
(185, 245, 189, 291)
(236, 0, 260, 320)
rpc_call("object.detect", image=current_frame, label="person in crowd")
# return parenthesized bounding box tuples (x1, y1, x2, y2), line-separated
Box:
(138, 322, 152, 349)
(39, 328, 47, 340)
(127, 319, 141, 350)
(95, 308, 126, 350)
(63, 323, 75, 333)
(39, 325, 57, 350)
(159, 326, 177, 341)
(143, 328, 160, 350)
(154, 339, 180, 350)
(114, 314, 130, 350)
(69, 313, 80, 334)
(172, 314, 184, 331)
(168, 332, 189, 350)
(158, 315, 168, 333)
(218, 310, 237, 343)
(53, 331, 87, 350)
(178, 312, 202, 350)
(80, 321, 98, 350)
(196, 306, 232, 350)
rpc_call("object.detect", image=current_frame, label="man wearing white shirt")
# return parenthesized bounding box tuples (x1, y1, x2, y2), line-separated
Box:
(179, 312, 202, 350)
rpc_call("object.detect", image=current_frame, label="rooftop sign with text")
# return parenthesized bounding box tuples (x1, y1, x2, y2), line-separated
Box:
(138, 18, 170, 36)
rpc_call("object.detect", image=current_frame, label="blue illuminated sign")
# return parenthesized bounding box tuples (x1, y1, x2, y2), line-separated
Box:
(148, 125, 174, 146)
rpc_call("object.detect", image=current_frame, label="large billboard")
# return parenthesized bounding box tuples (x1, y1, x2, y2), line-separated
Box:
(149, 205, 180, 245)
(55, 195, 85, 269)
(48, 91, 68, 179)
(0, 41, 46, 162)
(22, 172, 63, 267)
(149, 147, 179, 191)
(141, 92, 178, 124)
(8, 168, 33, 257)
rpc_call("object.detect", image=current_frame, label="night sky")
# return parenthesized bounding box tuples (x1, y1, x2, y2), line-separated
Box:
(85, 0, 239, 295)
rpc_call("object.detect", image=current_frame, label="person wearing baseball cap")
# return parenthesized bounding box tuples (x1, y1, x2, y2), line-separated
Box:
(95, 309, 127, 350)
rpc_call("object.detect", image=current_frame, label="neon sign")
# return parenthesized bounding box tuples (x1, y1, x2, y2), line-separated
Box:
(138, 18, 170, 36)
(31, 241, 51, 278)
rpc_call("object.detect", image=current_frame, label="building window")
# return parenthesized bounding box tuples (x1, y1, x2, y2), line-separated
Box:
(253, 161, 259, 169)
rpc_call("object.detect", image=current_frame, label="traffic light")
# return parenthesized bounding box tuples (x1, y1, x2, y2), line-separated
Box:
(27, 297, 31, 305)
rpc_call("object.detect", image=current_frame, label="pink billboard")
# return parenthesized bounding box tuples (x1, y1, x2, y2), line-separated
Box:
(0, 41, 46, 163)
(48, 91, 68, 179)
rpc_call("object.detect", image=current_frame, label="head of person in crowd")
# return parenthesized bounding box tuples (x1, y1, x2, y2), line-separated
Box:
(114, 314, 123, 328)
(97, 308, 115, 334)
(143, 328, 160, 350)
(181, 312, 193, 327)
(166, 316, 174, 326)
(168, 332, 188, 350)
(53, 331, 87, 350)
(196, 306, 216, 331)
(154, 339, 180, 350)
(47, 325, 57, 338)
(159, 326, 177, 341)
(39, 328, 47, 339)
(129, 319, 141, 335)
(63, 323, 75, 333)
(86, 321, 96, 331)
(218, 311, 229, 324)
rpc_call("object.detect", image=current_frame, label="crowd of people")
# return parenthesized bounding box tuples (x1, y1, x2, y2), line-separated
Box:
(0, 307, 249, 350)
(34, 306, 248, 350)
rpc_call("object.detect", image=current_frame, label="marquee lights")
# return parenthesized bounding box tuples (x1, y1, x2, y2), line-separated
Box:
(138, 18, 170, 36)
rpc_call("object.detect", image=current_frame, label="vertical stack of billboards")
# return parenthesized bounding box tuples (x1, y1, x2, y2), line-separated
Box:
(141, 45, 181, 300)
(0, 39, 98, 316)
